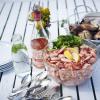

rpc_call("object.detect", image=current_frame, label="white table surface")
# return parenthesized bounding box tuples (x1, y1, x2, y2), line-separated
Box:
(0, 0, 100, 100)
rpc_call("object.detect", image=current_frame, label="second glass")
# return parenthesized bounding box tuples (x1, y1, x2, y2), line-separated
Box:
(31, 5, 48, 69)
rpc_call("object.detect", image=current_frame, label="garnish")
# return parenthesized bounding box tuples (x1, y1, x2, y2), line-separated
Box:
(72, 52, 80, 62)
(12, 44, 27, 53)
(64, 50, 73, 60)
(64, 48, 80, 62)
(53, 35, 83, 49)
(28, 7, 50, 30)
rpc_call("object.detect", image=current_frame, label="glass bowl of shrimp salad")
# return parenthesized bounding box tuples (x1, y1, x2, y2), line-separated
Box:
(44, 35, 97, 86)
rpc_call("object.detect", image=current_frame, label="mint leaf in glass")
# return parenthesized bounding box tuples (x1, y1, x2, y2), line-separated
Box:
(12, 44, 27, 53)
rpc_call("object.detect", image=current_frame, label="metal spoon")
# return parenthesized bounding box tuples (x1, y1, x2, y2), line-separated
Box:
(57, 96, 73, 100)
(21, 71, 48, 86)
(8, 78, 51, 100)
(27, 78, 50, 94)
(25, 79, 51, 98)
(8, 72, 49, 99)
(23, 95, 73, 100)
(12, 74, 31, 94)
(8, 85, 42, 98)
(12, 71, 48, 93)
(21, 74, 31, 85)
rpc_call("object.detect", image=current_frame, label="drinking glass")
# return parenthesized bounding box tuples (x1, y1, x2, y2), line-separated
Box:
(11, 34, 31, 84)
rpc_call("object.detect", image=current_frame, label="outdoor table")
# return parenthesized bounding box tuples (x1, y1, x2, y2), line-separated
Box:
(0, 0, 100, 100)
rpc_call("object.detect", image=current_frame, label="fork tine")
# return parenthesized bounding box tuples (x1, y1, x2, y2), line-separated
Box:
(34, 87, 58, 99)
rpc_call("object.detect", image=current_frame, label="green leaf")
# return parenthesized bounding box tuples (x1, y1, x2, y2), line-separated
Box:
(52, 35, 83, 49)
(12, 44, 27, 53)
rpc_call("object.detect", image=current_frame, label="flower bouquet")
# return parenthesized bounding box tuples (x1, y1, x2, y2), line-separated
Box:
(28, 5, 51, 38)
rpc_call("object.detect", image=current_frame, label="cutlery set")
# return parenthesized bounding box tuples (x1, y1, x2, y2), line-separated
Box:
(8, 71, 73, 100)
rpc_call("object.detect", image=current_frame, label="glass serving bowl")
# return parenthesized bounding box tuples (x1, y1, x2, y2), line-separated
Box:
(44, 40, 99, 86)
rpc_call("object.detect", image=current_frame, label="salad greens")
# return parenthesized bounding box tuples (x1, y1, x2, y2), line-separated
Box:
(53, 35, 83, 49)
(12, 43, 27, 53)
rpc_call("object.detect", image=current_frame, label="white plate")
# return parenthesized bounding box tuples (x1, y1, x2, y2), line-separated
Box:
(0, 66, 13, 72)
(84, 12, 100, 18)
(0, 62, 13, 69)
(84, 12, 100, 25)
(90, 40, 100, 44)
(0, 41, 12, 66)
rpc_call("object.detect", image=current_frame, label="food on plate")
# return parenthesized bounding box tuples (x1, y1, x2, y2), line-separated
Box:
(44, 35, 96, 86)
(64, 50, 73, 60)
(94, 31, 100, 40)
(69, 24, 83, 35)
(69, 18, 100, 40)
(72, 52, 80, 62)
(52, 35, 83, 49)
(80, 23, 98, 31)
(45, 43, 96, 70)
(78, 30, 92, 39)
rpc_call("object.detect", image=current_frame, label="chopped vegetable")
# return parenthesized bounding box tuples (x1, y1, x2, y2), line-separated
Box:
(53, 35, 83, 49)
(12, 44, 27, 53)
(72, 52, 80, 62)
(69, 47, 79, 54)
(64, 50, 73, 60)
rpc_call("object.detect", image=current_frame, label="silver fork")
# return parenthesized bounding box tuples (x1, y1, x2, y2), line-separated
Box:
(25, 96, 73, 100)
(25, 87, 59, 100)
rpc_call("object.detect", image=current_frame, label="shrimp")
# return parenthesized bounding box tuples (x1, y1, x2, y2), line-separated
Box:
(57, 47, 65, 54)
(51, 57, 60, 61)
(58, 54, 65, 58)
(59, 68, 72, 81)
(88, 57, 96, 64)
(56, 62, 65, 69)
(61, 58, 71, 62)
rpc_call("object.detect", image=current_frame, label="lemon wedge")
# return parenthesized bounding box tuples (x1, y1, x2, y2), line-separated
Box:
(64, 50, 73, 60)
(72, 52, 80, 62)
(70, 47, 79, 53)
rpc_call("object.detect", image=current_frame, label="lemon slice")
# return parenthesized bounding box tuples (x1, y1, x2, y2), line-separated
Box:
(72, 52, 80, 62)
(12, 43, 27, 53)
(64, 50, 73, 60)
(70, 47, 79, 53)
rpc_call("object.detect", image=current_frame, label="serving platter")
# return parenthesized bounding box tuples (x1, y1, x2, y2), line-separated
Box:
(84, 12, 100, 44)
(84, 12, 100, 19)
(69, 12, 100, 45)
